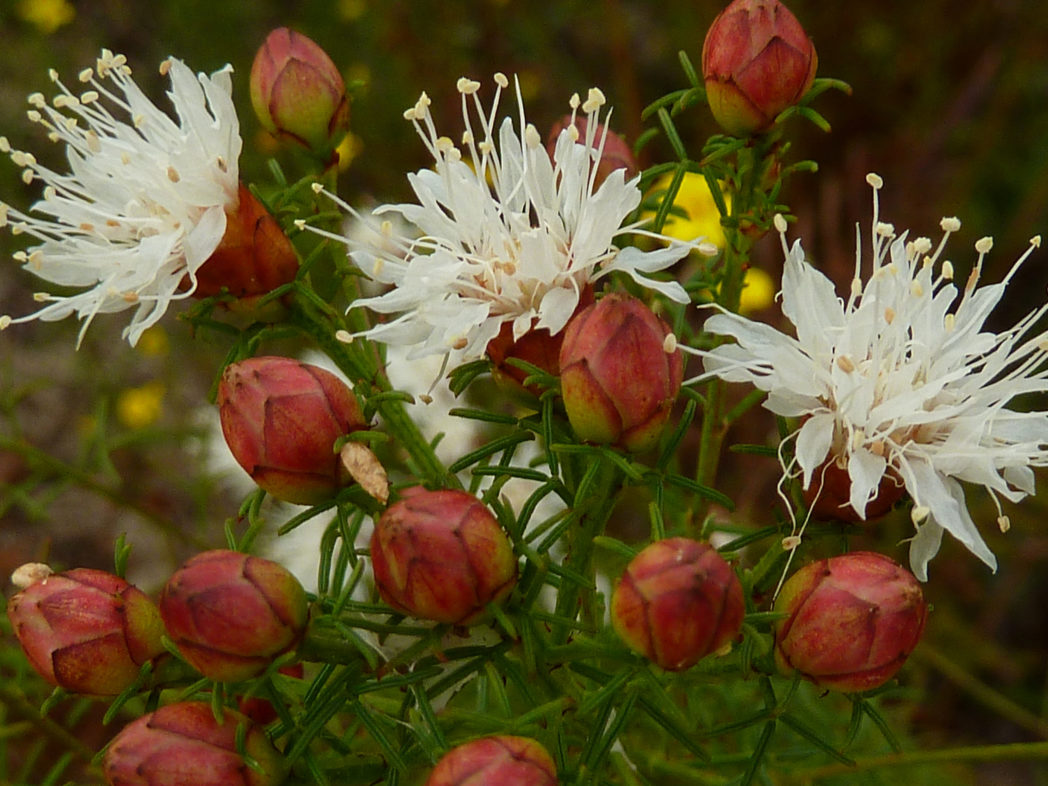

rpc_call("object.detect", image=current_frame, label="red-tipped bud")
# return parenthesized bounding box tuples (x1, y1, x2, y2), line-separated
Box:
(193, 185, 299, 302)
(611, 538, 744, 671)
(546, 116, 639, 188)
(250, 27, 350, 154)
(371, 488, 517, 625)
(218, 356, 368, 505)
(774, 551, 928, 692)
(7, 566, 164, 697)
(803, 458, 906, 523)
(159, 550, 308, 683)
(426, 736, 557, 786)
(701, 0, 817, 136)
(102, 701, 286, 786)
(559, 293, 682, 453)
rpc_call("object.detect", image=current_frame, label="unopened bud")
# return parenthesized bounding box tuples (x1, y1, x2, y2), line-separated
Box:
(159, 550, 308, 682)
(250, 27, 350, 154)
(218, 356, 369, 505)
(7, 567, 164, 696)
(611, 538, 744, 670)
(774, 551, 928, 692)
(559, 293, 683, 453)
(102, 701, 286, 786)
(803, 457, 906, 523)
(701, 0, 818, 136)
(371, 488, 517, 624)
(426, 735, 557, 786)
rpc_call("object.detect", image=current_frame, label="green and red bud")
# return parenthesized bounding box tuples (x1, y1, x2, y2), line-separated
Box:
(159, 550, 308, 683)
(193, 184, 299, 302)
(774, 551, 928, 693)
(218, 356, 368, 505)
(7, 565, 164, 697)
(701, 0, 817, 136)
(426, 735, 557, 786)
(546, 115, 639, 188)
(250, 27, 350, 155)
(102, 701, 286, 786)
(803, 458, 906, 523)
(611, 538, 744, 671)
(370, 488, 517, 625)
(559, 293, 682, 453)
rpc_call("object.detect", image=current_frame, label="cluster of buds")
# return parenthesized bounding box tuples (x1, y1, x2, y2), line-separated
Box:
(103, 701, 286, 786)
(774, 551, 928, 692)
(559, 293, 683, 453)
(250, 27, 350, 156)
(370, 488, 517, 624)
(218, 356, 369, 505)
(701, 0, 817, 136)
(6, 565, 165, 697)
(160, 550, 308, 683)
(426, 736, 557, 786)
(611, 538, 744, 671)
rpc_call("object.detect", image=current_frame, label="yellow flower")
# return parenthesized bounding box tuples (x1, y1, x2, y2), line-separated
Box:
(653, 172, 729, 249)
(117, 382, 165, 429)
(738, 266, 775, 314)
(135, 327, 170, 358)
(16, 0, 75, 34)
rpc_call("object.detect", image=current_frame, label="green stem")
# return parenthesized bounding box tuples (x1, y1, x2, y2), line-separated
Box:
(0, 682, 98, 765)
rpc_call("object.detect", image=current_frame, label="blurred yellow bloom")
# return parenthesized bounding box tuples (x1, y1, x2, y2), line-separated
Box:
(135, 327, 170, 358)
(337, 132, 363, 171)
(738, 267, 775, 314)
(339, 0, 367, 20)
(117, 382, 165, 429)
(654, 172, 729, 249)
(17, 0, 75, 33)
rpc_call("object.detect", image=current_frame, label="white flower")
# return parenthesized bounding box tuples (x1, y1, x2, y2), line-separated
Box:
(693, 174, 1048, 580)
(0, 49, 241, 346)
(312, 74, 711, 361)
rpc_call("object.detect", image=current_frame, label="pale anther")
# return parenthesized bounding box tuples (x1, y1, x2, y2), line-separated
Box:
(974, 236, 993, 254)
(865, 172, 884, 189)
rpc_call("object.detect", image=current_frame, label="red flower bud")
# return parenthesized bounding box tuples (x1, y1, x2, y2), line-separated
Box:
(192, 184, 299, 302)
(371, 488, 517, 624)
(426, 735, 557, 786)
(159, 550, 308, 683)
(559, 293, 683, 453)
(803, 458, 906, 523)
(774, 551, 928, 692)
(546, 116, 639, 188)
(611, 538, 744, 671)
(7, 566, 164, 697)
(701, 0, 818, 136)
(218, 356, 368, 505)
(250, 27, 350, 154)
(102, 701, 286, 786)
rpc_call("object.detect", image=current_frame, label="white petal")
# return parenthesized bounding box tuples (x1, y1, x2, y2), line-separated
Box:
(795, 412, 834, 489)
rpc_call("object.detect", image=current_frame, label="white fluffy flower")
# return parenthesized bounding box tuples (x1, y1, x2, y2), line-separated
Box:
(695, 174, 1048, 579)
(313, 74, 709, 361)
(0, 50, 241, 346)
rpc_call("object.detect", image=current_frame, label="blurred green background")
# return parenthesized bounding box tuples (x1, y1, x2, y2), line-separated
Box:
(1, 0, 1048, 783)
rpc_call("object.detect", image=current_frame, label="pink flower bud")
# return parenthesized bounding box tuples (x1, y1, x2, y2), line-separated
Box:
(426, 735, 557, 786)
(7, 567, 164, 697)
(102, 701, 286, 786)
(546, 116, 639, 188)
(774, 551, 928, 692)
(559, 293, 683, 453)
(611, 538, 744, 671)
(370, 488, 517, 625)
(191, 184, 299, 302)
(218, 356, 368, 505)
(803, 458, 905, 523)
(701, 0, 818, 136)
(250, 27, 350, 154)
(159, 550, 308, 683)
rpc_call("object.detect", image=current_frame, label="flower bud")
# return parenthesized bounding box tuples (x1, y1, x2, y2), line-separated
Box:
(250, 27, 350, 154)
(102, 701, 286, 786)
(774, 551, 928, 692)
(7, 566, 164, 696)
(559, 293, 683, 453)
(371, 488, 517, 625)
(218, 356, 368, 505)
(701, 0, 818, 136)
(546, 115, 638, 188)
(159, 550, 308, 683)
(611, 538, 744, 671)
(193, 184, 299, 302)
(426, 735, 557, 786)
(803, 458, 906, 523)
